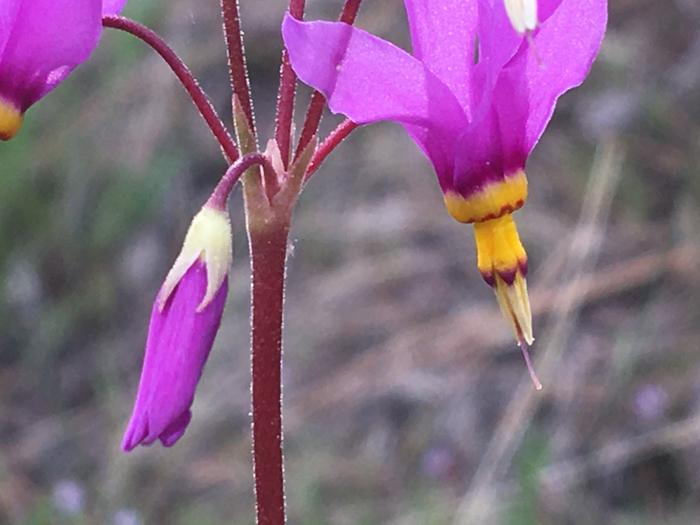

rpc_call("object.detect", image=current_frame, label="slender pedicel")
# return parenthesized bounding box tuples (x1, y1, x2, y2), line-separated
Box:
(102, 15, 239, 163)
(294, 0, 363, 161)
(221, 0, 257, 138)
(275, 0, 306, 170)
(305, 119, 358, 180)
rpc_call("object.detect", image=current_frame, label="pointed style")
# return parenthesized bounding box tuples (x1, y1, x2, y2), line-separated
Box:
(282, 0, 607, 385)
(0, 0, 127, 140)
(122, 205, 232, 451)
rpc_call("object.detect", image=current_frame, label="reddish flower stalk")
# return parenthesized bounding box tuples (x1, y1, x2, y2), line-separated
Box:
(102, 15, 239, 163)
(294, 0, 362, 162)
(274, 0, 305, 169)
(220, 0, 256, 137)
(217, 3, 358, 524)
(207, 153, 273, 210)
(306, 119, 358, 179)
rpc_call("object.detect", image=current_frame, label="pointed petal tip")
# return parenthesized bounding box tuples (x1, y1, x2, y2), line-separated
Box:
(159, 410, 192, 447)
(121, 416, 148, 453)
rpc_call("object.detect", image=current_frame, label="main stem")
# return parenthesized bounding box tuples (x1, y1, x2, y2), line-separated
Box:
(248, 219, 290, 525)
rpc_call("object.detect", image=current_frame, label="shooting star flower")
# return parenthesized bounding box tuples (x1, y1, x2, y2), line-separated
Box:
(282, 0, 607, 387)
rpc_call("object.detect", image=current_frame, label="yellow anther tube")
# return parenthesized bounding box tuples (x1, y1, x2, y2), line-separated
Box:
(444, 170, 535, 356)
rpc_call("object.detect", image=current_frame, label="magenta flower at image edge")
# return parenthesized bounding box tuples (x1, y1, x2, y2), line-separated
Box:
(0, 0, 127, 140)
(282, 0, 607, 387)
(121, 205, 232, 451)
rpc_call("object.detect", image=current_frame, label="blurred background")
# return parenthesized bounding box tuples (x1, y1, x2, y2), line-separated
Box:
(2, 0, 700, 523)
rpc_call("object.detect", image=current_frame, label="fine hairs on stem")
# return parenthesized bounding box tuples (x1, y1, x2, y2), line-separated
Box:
(108, 2, 364, 524)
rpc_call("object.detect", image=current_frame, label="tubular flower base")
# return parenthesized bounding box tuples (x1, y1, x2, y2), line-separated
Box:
(282, 0, 607, 385)
(0, 0, 126, 140)
(122, 205, 232, 451)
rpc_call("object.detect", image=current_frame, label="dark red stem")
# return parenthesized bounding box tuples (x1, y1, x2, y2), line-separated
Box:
(249, 223, 290, 525)
(293, 0, 363, 161)
(274, 0, 305, 170)
(207, 153, 272, 210)
(294, 92, 325, 161)
(306, 119, 358, 179)
(220, 0, 256, 136)
(102, 15, 239, 163)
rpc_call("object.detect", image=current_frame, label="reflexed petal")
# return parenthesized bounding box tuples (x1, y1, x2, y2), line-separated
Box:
(471, 0, 523, 116)
(122, 261, 228, 451)
(403, 0, 477, 112)
(454, 0, 605, 194)
(496, 0, 607, 156)
(0, 0, 102, 111)
(102, 0, 127, 15)
(471, 0, 563, 115)
(281, 15, 467, 131)
(282, 14, 467, 188)
(0, 0, 20, 59)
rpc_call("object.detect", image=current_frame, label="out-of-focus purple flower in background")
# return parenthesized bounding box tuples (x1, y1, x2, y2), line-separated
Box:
(0, 0, 126, 140)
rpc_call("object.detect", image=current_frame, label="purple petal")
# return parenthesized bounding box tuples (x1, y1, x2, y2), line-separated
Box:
(0, 0, 102, 111)
(497, 0, 608, 156)
(453, 0, 606, 194)
(539, 0, 565, 22)
(403, 0, 477, 113)
(282, 14, 467, 189)
(0, 1, 20, 59)
(122, 261, 228, 451)
(470, 0, 563, 119)
(102, 0, 127, 15)
(282, 14, 466, 131)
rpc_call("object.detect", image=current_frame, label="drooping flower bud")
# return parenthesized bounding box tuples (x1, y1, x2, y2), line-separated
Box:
(122, 205, 232, 451)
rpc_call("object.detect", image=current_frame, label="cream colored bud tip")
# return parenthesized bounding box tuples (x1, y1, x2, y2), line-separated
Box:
(158, 205, 233, 312)
(504, 0, 538, 34)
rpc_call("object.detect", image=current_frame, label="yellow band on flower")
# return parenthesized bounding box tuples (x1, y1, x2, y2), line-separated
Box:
(0, 99, 23, 141)
(473, 214, 527, 282)
(444, 170, 528, 224)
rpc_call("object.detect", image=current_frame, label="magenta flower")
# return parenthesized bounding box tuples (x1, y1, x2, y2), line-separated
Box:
(122, 206, 232, 451)
(282, 0, 606, 385)
(0, 0, 126, 140)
